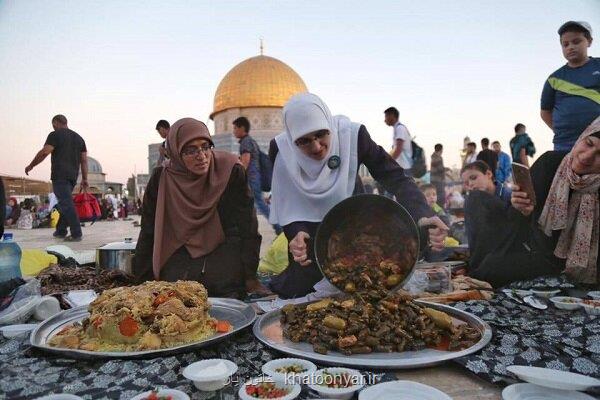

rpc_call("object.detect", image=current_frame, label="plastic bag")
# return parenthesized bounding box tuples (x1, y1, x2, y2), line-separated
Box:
(0, 279, 41, 325)
(20, 249, 58, 276)
(50, 209, 59, 228)
(258, 233, 289, 275)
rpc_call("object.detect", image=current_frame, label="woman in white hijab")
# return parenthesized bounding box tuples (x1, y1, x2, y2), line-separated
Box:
(268, 93, 448, 298)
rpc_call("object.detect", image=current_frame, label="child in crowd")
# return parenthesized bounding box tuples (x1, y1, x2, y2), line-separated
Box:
(421, 184, 450, 226)
(541, 21, 598, 151)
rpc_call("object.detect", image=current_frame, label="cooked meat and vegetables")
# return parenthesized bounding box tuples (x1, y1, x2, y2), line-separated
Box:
(48, 281, 225, 352)
(281, 290, 481, 355)
(323, 209, 418, 293)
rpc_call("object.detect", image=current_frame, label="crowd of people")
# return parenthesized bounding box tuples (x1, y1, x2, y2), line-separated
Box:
(4, 20, 598, 300)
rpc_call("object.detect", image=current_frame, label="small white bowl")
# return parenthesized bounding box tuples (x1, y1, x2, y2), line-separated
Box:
(581, 300, 600, 316)
(35, 395, 83, 400)
(549, 296, 582, 310)
(587, 291, 600, 300)
(182, 359, 237, 391)
(34, 296, 61, 321)
(262, 358, 317, 384)
(531, 289, 561, 299)
(130, 389, 189, 400)
(239, 377, 300, 400)
(307, 368, 365, 400)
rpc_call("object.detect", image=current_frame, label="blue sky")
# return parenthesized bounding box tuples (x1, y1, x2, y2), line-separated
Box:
(1, 0, 599, 183)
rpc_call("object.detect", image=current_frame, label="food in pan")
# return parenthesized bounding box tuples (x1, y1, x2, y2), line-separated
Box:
(324, 211, 418, 293)
(48, 281, 227, 352)
(281, 289, 481, 355)
(38, 264, 134, 296)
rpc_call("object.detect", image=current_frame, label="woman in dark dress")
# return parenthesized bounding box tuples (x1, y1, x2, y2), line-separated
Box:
(133, 118, 264, 299)
(468, 116, 600, 287)
(267, 93, 448, 298)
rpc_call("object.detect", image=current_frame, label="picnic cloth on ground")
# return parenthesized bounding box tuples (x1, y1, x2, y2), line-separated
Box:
(1, 275, 599, 399)
(453, 275, 600, 393)
(0, 331, 391, 400)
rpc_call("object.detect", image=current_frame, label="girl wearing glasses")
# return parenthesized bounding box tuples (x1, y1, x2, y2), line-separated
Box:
(267, 93, 448, 298)
(133, 118, 265, 299)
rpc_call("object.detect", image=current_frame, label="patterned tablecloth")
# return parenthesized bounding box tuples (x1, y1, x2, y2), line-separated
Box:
(1, 276, 599, 399)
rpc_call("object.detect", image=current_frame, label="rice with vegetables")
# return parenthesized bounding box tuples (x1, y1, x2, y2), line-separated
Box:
(48, 281, 220, 352)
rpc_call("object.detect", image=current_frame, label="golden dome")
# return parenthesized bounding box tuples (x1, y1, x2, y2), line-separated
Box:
(210, 55, 307, 119)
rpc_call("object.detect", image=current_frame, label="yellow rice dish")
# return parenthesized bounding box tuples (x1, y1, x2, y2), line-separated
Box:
(48, 281, 221, 352)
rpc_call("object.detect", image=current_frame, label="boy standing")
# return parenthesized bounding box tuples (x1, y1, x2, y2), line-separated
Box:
(232, 117, 281, 235)
(384, 107, 413, 176)
(541, 21, 599, 151)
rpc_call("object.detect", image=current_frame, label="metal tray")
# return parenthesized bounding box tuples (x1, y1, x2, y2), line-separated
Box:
(253, 300, 492, 369)
(30, 297, 256, 359)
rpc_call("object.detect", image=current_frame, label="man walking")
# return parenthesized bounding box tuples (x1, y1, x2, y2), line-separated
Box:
(25, 115, 88, 241)
(384, 107, 413, 175)
(476, 138, 498, 176)
(430, 144, 447, 207)
(154, 120, 170, 168)
(492, 141, 512, 185)
(541, 21, 598, 151)
(232, 117, 281, 235)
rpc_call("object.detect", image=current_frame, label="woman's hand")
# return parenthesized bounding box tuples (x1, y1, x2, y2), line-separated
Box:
(418, 216, 449, 251)
(511, 184, 534, 217)
(290, 231, 311, 266)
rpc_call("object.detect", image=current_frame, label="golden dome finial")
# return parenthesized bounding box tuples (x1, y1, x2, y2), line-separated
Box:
(260, 37, 264, 55)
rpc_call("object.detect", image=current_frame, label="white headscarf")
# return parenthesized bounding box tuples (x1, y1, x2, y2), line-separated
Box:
(269, 93, 360, 226)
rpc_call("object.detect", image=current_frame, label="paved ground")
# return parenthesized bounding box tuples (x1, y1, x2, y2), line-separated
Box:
(6, 214, 277, 262)
(6, 217, 501, 399)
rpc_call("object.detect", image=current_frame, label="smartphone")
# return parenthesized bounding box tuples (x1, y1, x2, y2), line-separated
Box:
(512, 162, 536, 206)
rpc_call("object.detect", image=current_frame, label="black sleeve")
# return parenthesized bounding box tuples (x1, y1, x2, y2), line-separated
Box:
(357, 125, 433, 222)
(80, 137, 87, 153)
(227, 164, 262, 280)
(132, 167, 162, 283)
(0, 178, 5, 237)
(531, 151, 568, 220)
(44, 132, 57, 147)
(268, 139, 279, 164)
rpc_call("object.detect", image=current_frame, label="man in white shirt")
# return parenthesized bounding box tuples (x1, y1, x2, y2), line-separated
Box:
(384, 107, 413, 176)
(463, 142, 478, 166)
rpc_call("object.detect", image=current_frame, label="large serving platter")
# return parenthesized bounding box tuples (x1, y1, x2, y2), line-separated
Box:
(30, 297, 256, 359)
(253, 300, 492, 369)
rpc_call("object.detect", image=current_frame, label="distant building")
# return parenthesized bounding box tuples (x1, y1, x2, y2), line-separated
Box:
(148, 143, 162, 173)
(126, 173, 150, 200)
(209, 53, 308, 153)
(76, 156, 122, 196)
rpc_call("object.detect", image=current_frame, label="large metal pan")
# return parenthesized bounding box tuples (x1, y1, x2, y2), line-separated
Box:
(314, 194, 423, 292)
(253, 300, 492, 369)
(30, 298, 256, 359)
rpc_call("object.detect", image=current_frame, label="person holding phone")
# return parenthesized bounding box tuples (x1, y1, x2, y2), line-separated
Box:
(469, 116, 600, 287)
(461, 161, 513, 275)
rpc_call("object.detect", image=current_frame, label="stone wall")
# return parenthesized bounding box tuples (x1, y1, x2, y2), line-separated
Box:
(212, 107, 284, 153)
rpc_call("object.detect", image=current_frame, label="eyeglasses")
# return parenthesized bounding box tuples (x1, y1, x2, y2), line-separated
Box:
(294, 130, 330, 148)
(181, 144, 213, 158)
